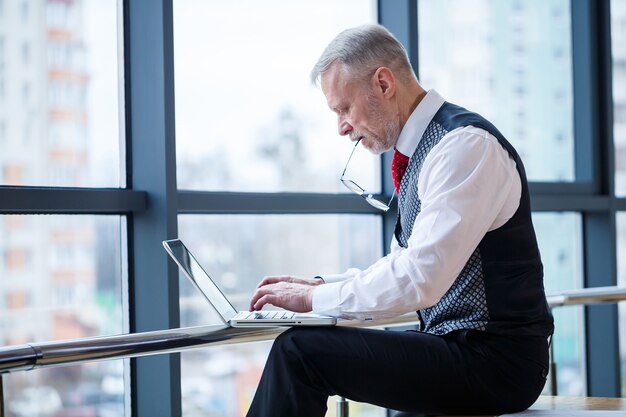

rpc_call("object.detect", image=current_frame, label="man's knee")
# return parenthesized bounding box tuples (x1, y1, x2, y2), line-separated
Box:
(271, 327, 330, 363)
(274, 327, 316, 352)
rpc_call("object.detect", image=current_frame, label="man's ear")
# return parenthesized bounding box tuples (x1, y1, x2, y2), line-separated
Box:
(373, 67, 396, 98)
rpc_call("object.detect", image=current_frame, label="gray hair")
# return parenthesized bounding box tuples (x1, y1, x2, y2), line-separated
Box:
(310, 24, 415, 86)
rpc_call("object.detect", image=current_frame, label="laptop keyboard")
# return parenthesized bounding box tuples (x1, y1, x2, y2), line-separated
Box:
(239, 311, 295, 320)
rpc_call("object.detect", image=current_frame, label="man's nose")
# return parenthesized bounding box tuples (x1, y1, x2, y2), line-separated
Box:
(338, 117, 353, 136)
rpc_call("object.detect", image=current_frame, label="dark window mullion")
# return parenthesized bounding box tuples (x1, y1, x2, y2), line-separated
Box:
(0, 187, 146, 214)
(378, 0, 418, 254)
(572, 0, 612, 191)
(177, 191, 386, 214)
(574, 0, 620, 397)
(530, 195, 611, 212)
(125, 0, 181, 416)
(614, 199, 626, 211)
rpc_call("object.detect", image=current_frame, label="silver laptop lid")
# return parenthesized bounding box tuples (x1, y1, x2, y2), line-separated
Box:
(163, 239, 238, 324)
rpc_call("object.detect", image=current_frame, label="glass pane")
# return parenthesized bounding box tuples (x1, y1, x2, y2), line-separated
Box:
(1, 215, 128, 416)
(177, 214, 383, 417)
(418, 0, 574, 182)
(613, 0, 626, 195)
(174, 0, 380, 193)
(0, 1, 122, 187)
(616, 213, 626, 396)
(533, 212, 585, 395)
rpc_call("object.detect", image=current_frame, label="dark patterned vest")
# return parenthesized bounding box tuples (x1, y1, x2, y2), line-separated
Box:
(395, 102, 554, 337)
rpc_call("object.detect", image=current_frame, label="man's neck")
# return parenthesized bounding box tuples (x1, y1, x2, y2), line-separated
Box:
(398, 82, 427, 129)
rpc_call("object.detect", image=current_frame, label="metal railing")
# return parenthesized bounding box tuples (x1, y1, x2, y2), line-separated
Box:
(0, 286, 625, 416)
(543, 285, 626, 397)
(546, 285, 626, 308)
(0, 314, 418, 374)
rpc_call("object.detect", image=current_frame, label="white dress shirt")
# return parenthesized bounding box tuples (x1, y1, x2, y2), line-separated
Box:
(312, 90, 522, 320)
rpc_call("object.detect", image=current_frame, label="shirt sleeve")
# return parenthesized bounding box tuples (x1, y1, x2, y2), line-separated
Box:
(317, 248, 397, 284)
(312, 127, 521, 320)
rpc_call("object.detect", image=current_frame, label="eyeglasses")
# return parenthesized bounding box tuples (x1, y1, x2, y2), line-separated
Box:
(340, 138, 395, 212)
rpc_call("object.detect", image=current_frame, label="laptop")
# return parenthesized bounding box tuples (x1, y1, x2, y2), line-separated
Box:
(163, 239, 337, 327)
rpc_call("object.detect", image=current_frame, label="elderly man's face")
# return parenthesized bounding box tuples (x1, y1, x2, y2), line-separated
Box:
(321, 64, 399, 154)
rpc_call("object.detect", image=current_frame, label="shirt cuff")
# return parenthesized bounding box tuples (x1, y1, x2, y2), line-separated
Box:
(317, 273, 346, 284)
(317, 268, 361, 283)
(311, 281, 343, 317)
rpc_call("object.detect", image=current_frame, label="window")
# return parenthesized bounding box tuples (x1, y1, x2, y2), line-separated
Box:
(3, 247, 28, 271)
(6, 289, 29, 309)
(0, 0, 121, 187)
(2, 1, 623, 414)
(617, 213, 626, 396)
(614, 2, 626, 397)
(21, 42, 29, 66)
(1, 215, 127, 415)
(178, 213, 384, 416)
(418, 0, 574, 182)
(1, 1, 128, 415)
(174, 0, 377, 193)
(0, 37, 5, 69)
(614, 0, 626, 196)
(20, 0, 28, 23)
(46, 0, 71, 28)
(533, 212, 585, 395)
(21, 82, 29, 104)
(0, 120, 5, 144)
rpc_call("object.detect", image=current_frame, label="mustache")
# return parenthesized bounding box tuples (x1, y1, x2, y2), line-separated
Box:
(349, 132, 364, 142)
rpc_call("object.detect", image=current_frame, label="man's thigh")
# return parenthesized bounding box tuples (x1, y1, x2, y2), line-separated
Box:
(275, 326, 477, 413)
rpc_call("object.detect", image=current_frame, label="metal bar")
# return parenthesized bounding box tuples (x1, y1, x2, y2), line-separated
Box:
(0, 286, 624, 415)
(0, 346, 39, 373)
(0, 325, 280, 374)
(546, 285, 626, 308)
(1, 286, 626, 376)
(337, 396, 349, 417)
(549, 340, 558, 396)
(0, 316, 418, 375)
(1, 283, 626, 376)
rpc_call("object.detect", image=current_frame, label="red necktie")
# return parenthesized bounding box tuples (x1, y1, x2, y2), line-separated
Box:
(391, 149, 410, 193)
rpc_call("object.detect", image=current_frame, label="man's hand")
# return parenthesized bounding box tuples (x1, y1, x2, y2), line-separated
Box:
(249, 275, 324, 312)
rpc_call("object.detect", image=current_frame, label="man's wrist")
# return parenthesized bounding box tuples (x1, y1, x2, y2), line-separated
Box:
(306, 286, 315, 312)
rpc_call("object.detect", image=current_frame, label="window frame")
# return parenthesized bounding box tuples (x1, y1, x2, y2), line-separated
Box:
(1, 0, 622, 415)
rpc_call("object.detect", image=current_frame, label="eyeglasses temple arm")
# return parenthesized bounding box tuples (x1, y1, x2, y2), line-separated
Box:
(340, 138, 362, 179)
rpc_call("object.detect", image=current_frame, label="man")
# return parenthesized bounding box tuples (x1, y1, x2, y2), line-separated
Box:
(247, 24, 553, 417)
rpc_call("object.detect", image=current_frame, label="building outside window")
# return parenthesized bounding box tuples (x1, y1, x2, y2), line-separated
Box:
(0, 0, 125, 416)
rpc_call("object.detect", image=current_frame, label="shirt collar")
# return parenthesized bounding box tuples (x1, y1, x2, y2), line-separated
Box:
(394, 89, 446, 157)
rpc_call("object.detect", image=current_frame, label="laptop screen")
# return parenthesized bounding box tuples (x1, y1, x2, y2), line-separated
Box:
(163, 239, 238, 322)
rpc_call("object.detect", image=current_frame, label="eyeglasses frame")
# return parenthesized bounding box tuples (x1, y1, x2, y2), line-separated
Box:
(339, 138, 395, 212)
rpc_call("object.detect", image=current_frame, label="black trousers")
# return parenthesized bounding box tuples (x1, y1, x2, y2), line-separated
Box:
(246, 326, 549, 417)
